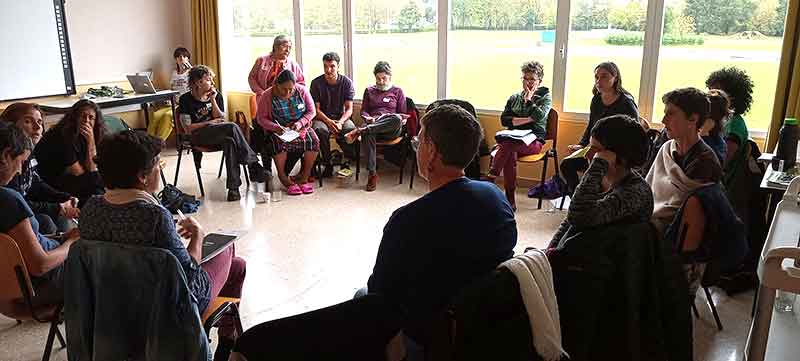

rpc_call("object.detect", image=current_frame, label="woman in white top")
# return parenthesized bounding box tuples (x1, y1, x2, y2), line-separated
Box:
(147, 47, 192, 140)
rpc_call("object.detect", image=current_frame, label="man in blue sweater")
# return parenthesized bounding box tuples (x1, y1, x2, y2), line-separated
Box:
(367, 104, 518, 352)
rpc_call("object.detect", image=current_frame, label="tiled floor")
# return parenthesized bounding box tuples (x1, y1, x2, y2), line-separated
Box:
(0, 151, 762, 360)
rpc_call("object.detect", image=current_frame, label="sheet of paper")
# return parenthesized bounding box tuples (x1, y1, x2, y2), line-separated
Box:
(279, 129, 300, 143)
(564, 146, 590, 160)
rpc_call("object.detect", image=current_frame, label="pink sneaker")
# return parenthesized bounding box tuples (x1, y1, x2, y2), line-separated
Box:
(287, 184, 302, 196)
(301, 183, 314, 194)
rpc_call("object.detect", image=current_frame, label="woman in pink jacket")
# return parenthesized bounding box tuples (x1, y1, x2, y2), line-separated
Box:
(248, 35, 305, 100)
(256, 70, 318, 195)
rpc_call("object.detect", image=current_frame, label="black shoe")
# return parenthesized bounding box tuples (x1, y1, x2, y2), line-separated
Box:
(214, 337, 235, 361)
(248, 163, 268, 183)
(227, 189, 241, 202)
(322, 164, 334, 178)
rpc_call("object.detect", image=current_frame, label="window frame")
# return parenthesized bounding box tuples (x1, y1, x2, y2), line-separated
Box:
(219, 0, 778, 136)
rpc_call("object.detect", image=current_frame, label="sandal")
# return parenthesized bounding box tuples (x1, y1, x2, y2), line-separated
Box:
(287, 184, 302, 196)
(301, 183, 314, 194)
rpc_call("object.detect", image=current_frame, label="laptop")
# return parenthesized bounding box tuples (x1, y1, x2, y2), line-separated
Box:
(201, 233, 239, 263)
(126, 74, 157, 94)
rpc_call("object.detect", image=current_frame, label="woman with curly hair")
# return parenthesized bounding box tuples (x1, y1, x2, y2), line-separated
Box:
(33, 99, 107, 205)
(705, 67, 753, 172)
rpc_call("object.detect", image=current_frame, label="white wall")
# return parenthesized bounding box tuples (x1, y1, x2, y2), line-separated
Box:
(65, 0, 192, 88)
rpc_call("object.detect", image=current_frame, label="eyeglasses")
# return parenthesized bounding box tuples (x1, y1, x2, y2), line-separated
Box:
(521, 76, 540, 82)
(411, 136, 420, 152)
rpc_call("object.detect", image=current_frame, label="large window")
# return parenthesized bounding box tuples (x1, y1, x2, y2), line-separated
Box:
(219, 0, 294, 91)
(353, 0, 438, 103)
(218, 0, 791, 132)
(653, 0, 788, 130)
(303, 0, 346, 77)
(447, 0, 557, 110)
(563, 0, 647, 113)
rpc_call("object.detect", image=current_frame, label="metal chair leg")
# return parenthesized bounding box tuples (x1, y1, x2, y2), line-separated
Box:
(409, 156, 416, 190)
(41, 321, 57, 361)
(704, 287, 724, 331)
(192, 152, 205, 198)
(174, 144, 183, 186)
(691, 301, 700, 318)
(354, 140, 361, 181)
(54, 323, 66, 348)
(537, 153, 550, 210)
(218, 153, 225, 178)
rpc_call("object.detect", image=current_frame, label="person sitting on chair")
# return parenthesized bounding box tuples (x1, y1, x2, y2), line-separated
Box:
(344, 61, 407, 192)
(646, 87, 722, 233)
(256, 69, 320, 196)
(486, 61, 552, 210)
(79, 130, 247, 361)
(33, 99, 106, 206)
(310, 52, 356, 178)
(177, 65, 266, 202)
(2, 103, 78, 234)
(0, 124, 78, 307)
(560, 62, 639, 196)
(365, 104, 517, 355)
(147, 47, 193, 140)
(700, 89, 732, 165)
(549, 115, 653, 248)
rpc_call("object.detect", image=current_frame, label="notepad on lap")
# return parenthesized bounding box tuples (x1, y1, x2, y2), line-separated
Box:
(201, 233, 239, 263)
(495, 129, 537, 146)
(278, 129, 300, 143)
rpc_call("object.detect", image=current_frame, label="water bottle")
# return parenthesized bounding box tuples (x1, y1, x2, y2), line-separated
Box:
(776, 118, 799, 170)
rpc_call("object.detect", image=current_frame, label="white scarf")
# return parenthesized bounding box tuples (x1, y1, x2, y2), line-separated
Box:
(645, 139, 708, 224)
(104, 188, 160, 206)
(500, 249, 565, 361)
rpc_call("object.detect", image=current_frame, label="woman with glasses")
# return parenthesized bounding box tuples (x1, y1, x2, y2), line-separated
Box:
(485, 61, 552, 210)
(79, 130, 246, 360)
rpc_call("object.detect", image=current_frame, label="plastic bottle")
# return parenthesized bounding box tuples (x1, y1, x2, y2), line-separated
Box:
(776, 118, 799, 170)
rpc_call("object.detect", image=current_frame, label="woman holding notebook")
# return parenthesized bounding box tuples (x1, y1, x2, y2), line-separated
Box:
(255, 69, 319, 196)
(486, 60, 552, 210)
(79, 130, 246, 361)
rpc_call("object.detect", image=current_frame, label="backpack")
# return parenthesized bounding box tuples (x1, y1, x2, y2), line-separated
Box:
(158, 184, 202, 214)
(527, 175, 566, 199)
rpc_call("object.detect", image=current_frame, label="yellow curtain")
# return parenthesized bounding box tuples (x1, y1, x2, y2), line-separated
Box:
(191, 0, 223, 91)
(766, 0, 800, 152)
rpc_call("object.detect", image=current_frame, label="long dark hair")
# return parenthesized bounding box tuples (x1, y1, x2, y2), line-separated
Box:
(592, 62, 629, 97)
(56, 99, 107, 144)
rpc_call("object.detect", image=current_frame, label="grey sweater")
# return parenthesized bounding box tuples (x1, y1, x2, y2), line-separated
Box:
(550, 158, 654, 247)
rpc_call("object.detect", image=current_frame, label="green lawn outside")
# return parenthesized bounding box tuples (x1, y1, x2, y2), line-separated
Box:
(238, 30, 782, 131)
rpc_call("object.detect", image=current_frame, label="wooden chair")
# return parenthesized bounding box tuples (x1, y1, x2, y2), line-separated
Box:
(0, 233, 65, 361)
(678, 196, 724, 331)
(516, 109, 564, 209)
(172, 115, 250, 198)
(201, 296, 244, 341)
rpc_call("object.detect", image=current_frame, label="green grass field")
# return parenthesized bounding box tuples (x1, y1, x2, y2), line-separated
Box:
(235, 30, 782, 131)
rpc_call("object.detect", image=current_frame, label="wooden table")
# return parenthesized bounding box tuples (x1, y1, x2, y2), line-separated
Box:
(39, 90, 178, 130)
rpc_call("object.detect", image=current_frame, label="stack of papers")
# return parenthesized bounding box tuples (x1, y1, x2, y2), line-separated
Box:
(495, 129, 538, 146)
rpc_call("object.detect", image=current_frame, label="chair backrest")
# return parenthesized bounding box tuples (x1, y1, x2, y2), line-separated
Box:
(0, 233, 33, 304)
(544, 108, 559, 144)
(65, 239, 210, 361)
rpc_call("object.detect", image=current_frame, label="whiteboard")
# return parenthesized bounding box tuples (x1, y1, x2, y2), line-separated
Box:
(0, 0, 75, 101)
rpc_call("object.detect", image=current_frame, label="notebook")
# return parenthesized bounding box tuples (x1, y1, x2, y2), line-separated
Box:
(201, 233, 239, 263)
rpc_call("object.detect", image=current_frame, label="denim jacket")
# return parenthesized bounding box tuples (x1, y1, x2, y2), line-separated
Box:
(65, 240, 210, 361)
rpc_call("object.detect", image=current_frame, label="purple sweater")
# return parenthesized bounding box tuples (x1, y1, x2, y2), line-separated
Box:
(361, 86, 407, 119)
